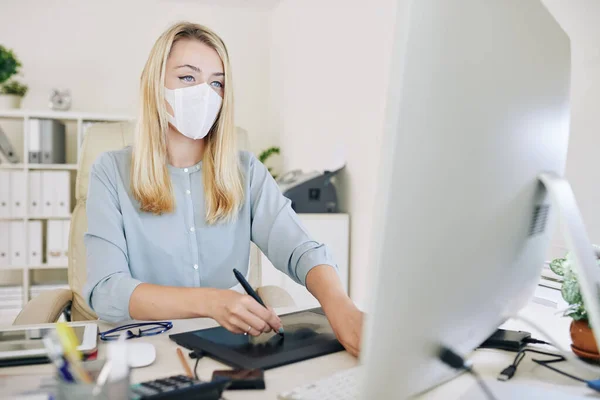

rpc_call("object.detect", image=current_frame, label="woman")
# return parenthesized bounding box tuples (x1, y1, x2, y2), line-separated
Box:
(83, 22, 363, 356)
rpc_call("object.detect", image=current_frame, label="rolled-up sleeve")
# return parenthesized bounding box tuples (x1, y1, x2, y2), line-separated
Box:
(82, 153, 142, 322)
(249, 155, 337, 285)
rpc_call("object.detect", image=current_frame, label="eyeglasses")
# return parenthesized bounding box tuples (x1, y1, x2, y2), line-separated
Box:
(99, 321, 173, 341)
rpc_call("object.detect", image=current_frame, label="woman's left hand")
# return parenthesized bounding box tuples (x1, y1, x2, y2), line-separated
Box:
(323, 296, 364, 357)
(306, 265, 364, 357)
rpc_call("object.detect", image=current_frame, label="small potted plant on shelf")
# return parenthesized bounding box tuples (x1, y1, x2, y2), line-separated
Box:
(549, 247, 600, 360)
(259, 146, 281, 179)
(0, 45, 27, 109)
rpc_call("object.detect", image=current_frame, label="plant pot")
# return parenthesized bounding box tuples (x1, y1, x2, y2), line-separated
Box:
(0, 94, 22, 109)
(570, 319, 600, 360)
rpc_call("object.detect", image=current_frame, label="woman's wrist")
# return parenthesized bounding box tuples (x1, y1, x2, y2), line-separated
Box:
(319, 289, 353, 314)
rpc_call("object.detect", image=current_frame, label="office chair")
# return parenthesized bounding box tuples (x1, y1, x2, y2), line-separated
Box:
(13, 121, 294, 325)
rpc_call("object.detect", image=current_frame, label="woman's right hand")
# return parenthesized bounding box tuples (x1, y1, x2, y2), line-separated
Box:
(209, 290, 283, 336)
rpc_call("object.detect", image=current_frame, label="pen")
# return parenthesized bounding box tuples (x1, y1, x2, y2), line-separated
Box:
(177, 347, 194, 378)
(42, 333, 74, 383)
(233, 268, 284, 335)
(56, 323, 93, 384)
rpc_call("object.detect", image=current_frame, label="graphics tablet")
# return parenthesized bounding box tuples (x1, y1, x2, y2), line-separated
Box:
(169, 308, 344, 370)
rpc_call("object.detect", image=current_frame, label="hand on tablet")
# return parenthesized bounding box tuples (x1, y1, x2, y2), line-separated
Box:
(209, 290, 282, 336)
(327, 299, 363, 357)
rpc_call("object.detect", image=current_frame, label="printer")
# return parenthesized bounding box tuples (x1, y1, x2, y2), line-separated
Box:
(277, 166, 344, 213)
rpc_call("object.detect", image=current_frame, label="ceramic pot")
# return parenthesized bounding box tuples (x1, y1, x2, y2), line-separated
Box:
(570, 319, 599, 360)
(0, 94, 21, 109)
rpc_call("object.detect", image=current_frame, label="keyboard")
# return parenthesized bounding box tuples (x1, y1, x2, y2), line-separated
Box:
(277, 367, 362, 400)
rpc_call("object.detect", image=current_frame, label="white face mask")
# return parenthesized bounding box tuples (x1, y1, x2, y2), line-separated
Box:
(164, 83, 222, 140)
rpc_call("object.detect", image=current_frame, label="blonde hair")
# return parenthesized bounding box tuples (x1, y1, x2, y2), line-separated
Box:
(131, 22, 243, 224)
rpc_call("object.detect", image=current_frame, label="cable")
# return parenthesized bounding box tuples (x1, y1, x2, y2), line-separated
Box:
(532, 356, 587, 383)
(439, 346, 498, 400)
(523, 337, 552, 346)
(188, 350, 205, 381)
(512, 314, 600, 376)
(498, 345, 594, 385)
(468, 367, 498, 400)
(194, 357, 200, 381)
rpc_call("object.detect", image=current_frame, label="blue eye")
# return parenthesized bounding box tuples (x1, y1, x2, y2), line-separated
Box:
(179, 75, 195, 83)
(210, 81, 223, 89)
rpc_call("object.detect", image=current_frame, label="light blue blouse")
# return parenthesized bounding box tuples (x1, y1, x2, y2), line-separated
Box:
(83, 147, 336, 322)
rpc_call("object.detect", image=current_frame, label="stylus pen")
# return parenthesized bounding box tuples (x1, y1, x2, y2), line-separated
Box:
(233, 268, 284, 335)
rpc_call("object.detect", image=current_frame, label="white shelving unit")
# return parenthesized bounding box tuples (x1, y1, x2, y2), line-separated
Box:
(0, 110, 133, 313)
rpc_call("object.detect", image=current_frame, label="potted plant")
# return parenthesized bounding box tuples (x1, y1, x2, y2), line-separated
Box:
(549, 248, 600, 360)
(0, 45, 27, 109)
(258, 146, 281, 179)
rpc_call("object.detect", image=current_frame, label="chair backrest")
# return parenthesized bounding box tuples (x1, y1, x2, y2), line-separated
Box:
(68, 122, 260, 321)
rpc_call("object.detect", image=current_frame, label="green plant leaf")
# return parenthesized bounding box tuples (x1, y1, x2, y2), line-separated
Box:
(0, 46, 21, 85)
(258, 147, 280, 163)
(562, 269, 583, 305)
(549, 257, 566, 276)
(556, 245, 600, 322)
(258, 147, 280, 178)
(0, 79, 27, 96)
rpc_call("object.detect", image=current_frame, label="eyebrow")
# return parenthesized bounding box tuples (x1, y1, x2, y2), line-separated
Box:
(175, 65, 224, 78)
(176, 64, 201, 73)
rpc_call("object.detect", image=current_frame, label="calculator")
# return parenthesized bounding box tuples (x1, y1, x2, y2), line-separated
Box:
(130, 374, 230, 399)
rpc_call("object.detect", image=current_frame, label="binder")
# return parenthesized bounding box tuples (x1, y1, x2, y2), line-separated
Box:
(0, 124, 19, 163)
(40, 119, 66, 164)
(28, 171, 42, 217)
(28, 220, 42, 266)
(54, 171, 71, 217)
(41, 171, 55, 217)
(46, 220, 63, 266)
(0, 171, 9, 218)
(28, 119, 42, 163)
(61, 219, 71, 265)
(0, 222, 9, 267)
(9, 221, 26, 266)
(9, 171, 26, 218)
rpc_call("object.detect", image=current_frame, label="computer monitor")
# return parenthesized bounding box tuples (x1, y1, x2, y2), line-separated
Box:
(361, 0, 573, 398)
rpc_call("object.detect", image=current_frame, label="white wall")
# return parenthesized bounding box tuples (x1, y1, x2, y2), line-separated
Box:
(0, 0, 275, 154)
(542, 0, 600, 258)
(268, 0, 399, 306)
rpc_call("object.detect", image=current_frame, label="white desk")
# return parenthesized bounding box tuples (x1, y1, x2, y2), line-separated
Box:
(2, 303, 598, 399)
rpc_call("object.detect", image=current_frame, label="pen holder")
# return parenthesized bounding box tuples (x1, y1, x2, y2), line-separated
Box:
(55, 360, 130, 400)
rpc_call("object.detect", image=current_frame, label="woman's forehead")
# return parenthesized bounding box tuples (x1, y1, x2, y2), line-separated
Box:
(168, 38, 223, 74)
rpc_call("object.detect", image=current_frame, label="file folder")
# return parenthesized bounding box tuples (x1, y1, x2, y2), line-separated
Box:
(28, 221, 42, 266)
(46, 220, 63, 266)
(40, 119, 66, 164)
(54, 171, 71, 217)
(9, 171, 26, 218)
(28, 171, 42, 217)
(0, 171, 9, 218)
(28, 119, 42, 164)
(41, 171, 54, 217)
(9, 221, 26, 266)
(0, 124, 19, 163)
(61, 219, 70, 266)
(0, 222, 9, 267)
